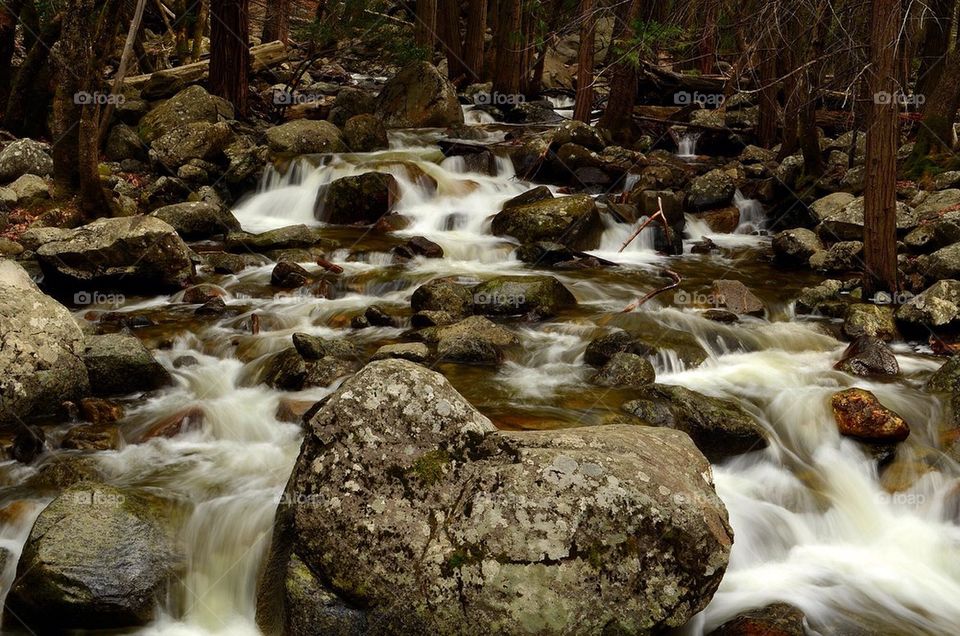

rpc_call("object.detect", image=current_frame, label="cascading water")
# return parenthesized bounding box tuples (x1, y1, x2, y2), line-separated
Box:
(733, 189, 767, 234)
(676, 131, 702, 158)
(3, 121, 960, 636)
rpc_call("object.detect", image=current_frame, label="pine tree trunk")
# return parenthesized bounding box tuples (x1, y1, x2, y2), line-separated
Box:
(438, 0, 466, 83)
(492, 0, 522, 97)
(864, 0, 901, 296)
(597, 0, 644, 142)
(573, 0, 596, 123)
(262, 0, 290, 43)
(415, 0, 438, 53)
(192, 0, 209, 61)
(210, 0, 250, 117)
(0, 0, 23, 115)
(463, 0, 487, 82)
(4, 15, 60, 135)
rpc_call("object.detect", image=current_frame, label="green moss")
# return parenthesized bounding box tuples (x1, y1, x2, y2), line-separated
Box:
(409, 450, 451, 486)
(443, 543, 485, 576)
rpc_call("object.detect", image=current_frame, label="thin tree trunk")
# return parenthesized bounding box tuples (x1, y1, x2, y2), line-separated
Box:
(192, 0, 209, 61)
(99, 0, 148, 145)
(4, 15, 60, 135)
(573, 0, 596, 123)
(262, 0, 290, 43)
(415, 0, 438, 53)
(597, 0, 644, 142)
(463, 0, 487, 83)
(698, 0, 718, 74)
(0, 0, 24, 114)
(209, 0, 250, 117)
(864, 0, 902, 296)
(438, 0, 466, 83)
(492, 0, 523, 97)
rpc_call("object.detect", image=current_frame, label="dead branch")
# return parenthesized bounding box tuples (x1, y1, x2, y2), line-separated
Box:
(622, 269, 683, 312)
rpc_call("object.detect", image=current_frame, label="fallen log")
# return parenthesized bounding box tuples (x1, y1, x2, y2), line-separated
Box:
(123, 41, 289, 92)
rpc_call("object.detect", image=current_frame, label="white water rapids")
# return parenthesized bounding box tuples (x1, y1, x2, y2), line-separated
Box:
(1, 126, 959, 635)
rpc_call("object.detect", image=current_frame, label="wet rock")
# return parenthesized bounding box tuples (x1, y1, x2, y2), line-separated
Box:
(394, 236, 444, 260)
(694, 207, 740, 233)
(584, 331, 654, 367)
(815, 196, 917, 241)
(139, 407, 205, 441)
(150, 121, 233, 170)
(927, 356, 960, 393)
(105, 123, 147, 162)
(895, 280, 960, 327)
(257, 360, 732, 635)
(272, 261, 312, 288)
(5, 483, 182, 631)
(61, 424, 121, 451)
(925, 242, 960, 280)
(411, 310, 455, 328)
(292, 333, 360, 361)
(622, 384, 768, 462)
(0, 138, 53, 182)
(329, 87, 377, 127)
(318, 172, 399, 225)
(79, 398, 124, 424)
(515, 241, 576, 266)
(809, 241, 863, 272)
(361, 304, 398, 328)
(37, 216, 194, 292)
(550, 120, 605, 152)
(181, 283, 226, 305)
(196, 297, 228, 316)
(688, 169, 736, 209)
(0, 260, 89, 425)
(418, 315, 519, 348)
(226, 224, 328, 252)
(376, 62, 464, 128)
(138, 85, 234, 143)
(472, 275, 577, 318)
(772, 228, 824, 265)
(502, 185, 554, 209)
(265, 120, 346, 155)
(343, 114, 388, 152)
(491, 194, 603, 251)
(834, 336, 900, 377)
(831, 388, 910, 442)
(592, 352, 655, 388)
(703, 309, 739, 323)
(843, 303, 897, 340)
(83, 334, 172, 396)
(150, 201, 240, 240)
(372, 343, 430, 363)
(437, 334, 503, 365)
(709, 603, 806, 636)
(411, 277, 474, 318)
(712, 280, 765, 316)
(203, 251, 264, 274)
(12, 426, 46, 464)
(261, 348, 358, 391)
(797, 279, 844, 313)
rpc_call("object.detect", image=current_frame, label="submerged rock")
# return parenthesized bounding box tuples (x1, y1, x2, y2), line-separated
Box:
(0, 260, 89, 425)
(831, 388, 910, 442)
(257, 360, 732, 635)
(5, 483, 182, 631)
(712, 279, 765, 316)
(622, 384, 768, 462)
(491, 194, 603, 251)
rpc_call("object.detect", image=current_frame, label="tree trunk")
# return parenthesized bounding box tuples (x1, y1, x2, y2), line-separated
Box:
(916, 0, 955, 99)
(192, 0, 209, 61)
(492, 0, 523, 97)
(463, 0, 487, 83)
(0, 0, 24, 114)
(262, 0, 290, 43)
(864, 0, 902, 296)
(415, 0, 438, 53)
(698, 0, 718, 74)
(573, 0, 596, 123)
(438, 0, 466, 84)
(209, 0, 250, 117)
(4, 15, 60, 135)
(597, 0, 644, 142)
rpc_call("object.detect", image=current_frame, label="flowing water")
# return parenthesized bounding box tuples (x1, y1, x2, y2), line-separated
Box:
(1, 120, 959, 635)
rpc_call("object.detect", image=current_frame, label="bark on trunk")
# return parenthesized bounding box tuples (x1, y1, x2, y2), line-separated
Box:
(262, 0, 290, 43)
(573, 0, 596, 123)
(597, 0, 644, 142)
(0, 0, 24, 114)
(864, 0, 902, 296)
(4, 15, 60, 135)
(463, 0, 487, 83)
(492, 0, 523, 97)
(209, 0, 250, 117)
(415, 0, 438, 53)
(438, 0, 466, 84)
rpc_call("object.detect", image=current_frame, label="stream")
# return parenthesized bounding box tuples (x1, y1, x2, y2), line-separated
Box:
(2, 118, 960, 635)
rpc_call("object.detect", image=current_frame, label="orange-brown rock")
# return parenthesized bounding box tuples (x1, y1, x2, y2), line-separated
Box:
(831, 388, 910, 442)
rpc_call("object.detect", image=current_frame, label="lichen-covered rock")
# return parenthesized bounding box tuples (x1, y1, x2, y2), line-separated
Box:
(622, 384, 768, 462)
(419, 315, 520, 347)
(843, 303, 897, 341)
(375, 62, 464, 128)
(266, 120, 346, 155)
(592, 352, 655, 388)
(343, 114, 389, 152)
(437, 334, 504, 365)
(226, 224, 327, 252)
(834, 336, 900, 377)
(925, 242, 960, 280)
(927, 356, 960, 393)
(317, 172, 399, 224)
(815, 197, 917, 241)
(809, 241, 863, 272)
(688, 169, 736, 209)
(37, 216, 194, 291)
(550, 120, 605, 151)
(904, 211, 960, 253)
(372, 342, 430, 363)
(796, 279, 843, 313)
(411, 277, 475, 318)
(491, 194, 603, 251)
(83, 334, 172, 396)
(712, 279, 765, 316)
(0, 138, 53, 183)
(150, 201, 240, 240)
(895, 280, 960, 327)
(772, 228, 824, 265)
(138, 85, 234, 143)
(292, 333, 359, 361)
(257, 360, 732, 635)
(472, 275, 576, 318)
(0, 260, 89, 425)
(4, 483, 182, 631)
(149, 121, 233, 170)
(809, 192, 856, 225)
(831, 388, 910, 442)
(259, 348, 358, 391)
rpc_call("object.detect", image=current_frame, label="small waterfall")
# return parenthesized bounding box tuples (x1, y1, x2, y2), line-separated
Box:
(733, 189, 766, 234)
(674, 131, 702, 158)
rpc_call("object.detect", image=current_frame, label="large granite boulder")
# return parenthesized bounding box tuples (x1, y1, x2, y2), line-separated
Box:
(375, 62, 464, 128)
(150, 201, 241, 240)
(265, 120, 346, 155)
(491, 194, 603, 251)
(83, 334, 173, 396)
(257, 360, 732, 635)
(138, 85, 234, 143)
(0, 138, 53, 183)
